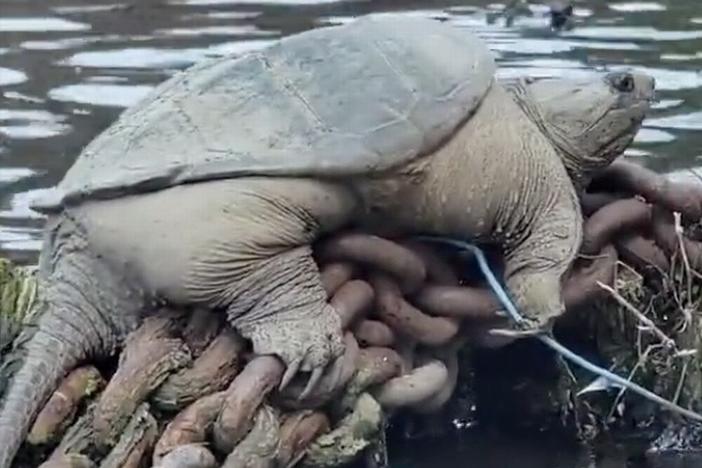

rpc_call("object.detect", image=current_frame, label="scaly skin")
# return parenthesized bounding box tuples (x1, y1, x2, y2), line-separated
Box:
(355, 83, 582, 331)
(0, 72, 653, 467)
(0, 215, 143, 465)
(503, 72, 656, 192)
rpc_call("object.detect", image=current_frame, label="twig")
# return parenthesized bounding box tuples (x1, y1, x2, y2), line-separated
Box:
(606, 344, 660, 421)
(417, 236, 702, 424)
(674, 349, 698, 358)
(674, 212, 694, 310)
(672, 358, 690, 406)
(597, 281, 677, 351)
(616, 260, 643, 283)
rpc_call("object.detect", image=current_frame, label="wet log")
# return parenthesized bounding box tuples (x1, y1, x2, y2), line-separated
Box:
(27, 366, 105, 446)
(49, 405, 97, 459)
(93, 314, 191, 447)
(317, 233, 426, 293)
(372, 360, 449, 410)
(301, 393, 383, 468)
(38, 454, 95, 468)
(153, 392, 226, 465)
(155, 445, 217, 468)
(181, 308, 222, 357)
(221, 404, 281, 468)
(277, 411, 331, 468)
(329, 280, 375, 329)
(152, 328, 246, 411)
(100, 403, 158, 468)
(212, 355, 285, 453)
(320, 262, 357, 297)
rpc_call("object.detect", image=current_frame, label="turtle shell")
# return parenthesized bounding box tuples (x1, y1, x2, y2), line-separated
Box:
(33, 15, 496, 212)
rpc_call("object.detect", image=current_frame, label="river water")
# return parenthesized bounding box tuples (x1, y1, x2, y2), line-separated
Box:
(0, 0, 701, 264)
(0, 0, 701, 465)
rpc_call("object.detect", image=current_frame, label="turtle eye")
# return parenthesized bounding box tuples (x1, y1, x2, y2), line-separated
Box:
(612, 73, 635, 92)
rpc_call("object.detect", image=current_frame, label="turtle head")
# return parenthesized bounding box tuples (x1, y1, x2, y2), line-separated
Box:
(504, 70, 655, 190)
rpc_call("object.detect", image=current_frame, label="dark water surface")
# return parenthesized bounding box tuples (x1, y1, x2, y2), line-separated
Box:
(0, 0, 701, 262)
(0, 0, 701, 465)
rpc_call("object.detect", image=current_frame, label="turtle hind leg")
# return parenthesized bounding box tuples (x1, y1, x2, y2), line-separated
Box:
(75, 178, 355, 400)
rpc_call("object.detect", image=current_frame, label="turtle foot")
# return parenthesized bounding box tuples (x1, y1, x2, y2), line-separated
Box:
(242, 307, 345, 400)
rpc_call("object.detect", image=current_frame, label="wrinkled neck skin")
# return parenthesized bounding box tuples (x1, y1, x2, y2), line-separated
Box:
(351, 84, 556, 249)
(506, 80, 604, 193)
(351, 83, 582, 333)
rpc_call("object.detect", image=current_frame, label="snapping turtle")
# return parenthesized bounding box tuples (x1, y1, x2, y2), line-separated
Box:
(0, 15, 653, 465)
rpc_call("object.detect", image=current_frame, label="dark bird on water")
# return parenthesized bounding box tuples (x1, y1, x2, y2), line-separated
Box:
(500, 0, 575, 31)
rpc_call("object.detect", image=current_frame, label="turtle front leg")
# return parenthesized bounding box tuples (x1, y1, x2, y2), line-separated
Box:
(225, 246, 345, 396)
(496, 201, 582, 337)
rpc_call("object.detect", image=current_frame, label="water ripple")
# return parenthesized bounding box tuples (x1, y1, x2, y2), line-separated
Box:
(608, 2, 666, 12)
(635, 128, 676, 144)
(20, 37, 97, 51)
(0, 227, 42, 252)
(0, 168, 37, 184)
(52, 4, 131, 14)
(170, 0, 349, 4)
(620, 66, 702, 91)
(0, 68, 28, 87)
(0, 109, 71, 139)
(647, 112, 702, 131)
(49, 83, 154, 108)
(562, 26, 702, 41)
(60, 47, 209, 69)
(0, 17, 91, 32)
(154, 25, 279, 37)
(0, 188, 51, 220)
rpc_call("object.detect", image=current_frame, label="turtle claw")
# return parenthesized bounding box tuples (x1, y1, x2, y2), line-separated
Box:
(280, 358, 302, 391)
(242, 304, 345, 395)
(328, 352, 346, 391)
(299, 367, 324, 401)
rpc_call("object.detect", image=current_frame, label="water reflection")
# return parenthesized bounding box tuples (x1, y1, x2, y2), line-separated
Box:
(0, 0, 700, 278)
(0, 0, 700, 463)
(0, 110, 70, 139)
(0, 17, 91, 32)
(48, 83, 154, 107)
(608, 2, 667, 12)
(60, 48, 211, 68)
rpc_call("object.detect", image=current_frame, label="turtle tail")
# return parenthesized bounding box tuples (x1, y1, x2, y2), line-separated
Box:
(0, 310, 90, 467)
(0, 291, 109, 466)
(0, 218, 131, 468)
